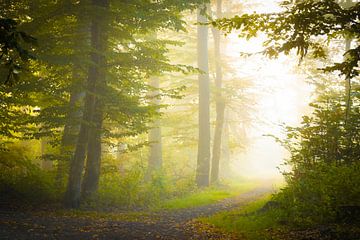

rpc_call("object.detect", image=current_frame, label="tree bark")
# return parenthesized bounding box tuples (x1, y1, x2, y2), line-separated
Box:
(210, 0, 225, 184)
(82, 99, 104, 198)
(57, 89, 83, 189)
(64, 0, 109, 208)
(55, 0, 86, 190)
(196, 4, 211, 187)
(80, 0, 109, 200)
(344, 38, 352, 124)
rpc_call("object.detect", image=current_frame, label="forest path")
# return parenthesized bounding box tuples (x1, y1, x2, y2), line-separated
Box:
(0, 184, 274, 240)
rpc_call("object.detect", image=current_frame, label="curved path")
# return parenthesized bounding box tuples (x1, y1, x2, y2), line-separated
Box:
(0, 185, 274, 240)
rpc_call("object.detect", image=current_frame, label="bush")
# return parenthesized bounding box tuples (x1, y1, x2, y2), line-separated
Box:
(274, 163, 360, 225)
(271, 88, 360, 226)
(0, 145, 58, 204)
(84, 161, 196, 210)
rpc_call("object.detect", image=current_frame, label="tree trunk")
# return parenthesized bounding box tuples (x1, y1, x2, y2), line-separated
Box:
(41, 138, 53, 170)
(64, 0, 109, 208)
(117, 143, 126, 176)
(82, 99, 104, 198)
(210, 0, 225, 184)
(80, 0, 109, 200)
(146, 76, 163, 180)
(221, 112, 231, 179)
(342, 0, 353, 124)
(196, 4, 211, 187)
(57, 89, 83, 189)
(344, 38, 352, 123)
(56, 0, 87, 189)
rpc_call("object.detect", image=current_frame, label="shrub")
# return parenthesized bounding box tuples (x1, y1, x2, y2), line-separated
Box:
(0, 145, 58, 204)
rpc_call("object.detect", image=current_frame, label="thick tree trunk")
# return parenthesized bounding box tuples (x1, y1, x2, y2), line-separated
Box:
(82, 100, 103, 198)
(63, 95, 94, 208)
(196, 4, 211, 187)
(64, 0, 109, 208)
(56, 1, 87, 189)
(57, 89, 83, 189)
(210, 0, 224, 184)
(146, 76, 163, 180)
(81, 0, 109, 200)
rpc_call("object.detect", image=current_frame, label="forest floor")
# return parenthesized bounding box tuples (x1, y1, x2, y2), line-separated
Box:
(0, 184, 274, 240)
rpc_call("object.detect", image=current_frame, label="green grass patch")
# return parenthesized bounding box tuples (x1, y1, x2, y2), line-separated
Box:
(159, 181, 259, 210)
(199, 194, 283, 240)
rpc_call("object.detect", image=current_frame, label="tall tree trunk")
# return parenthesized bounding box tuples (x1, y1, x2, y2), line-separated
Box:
(342, 0, 353, 124)
(41, 138, 53, 170)
(80, 0, 109, 200)
(196, 4, 211, 187)
(117, 143, 126, 176)
(344, 38, 352, 123)
(221, 111, 231, 179)
(56, 0, 86, 189)
(343, 0, 354, 124)
(64, 0, 109, 208)
(210, 0, 225, 184)
(146, 76, 163, 180)
(82, 99, 104, 198)
(57, 89, 83, 189)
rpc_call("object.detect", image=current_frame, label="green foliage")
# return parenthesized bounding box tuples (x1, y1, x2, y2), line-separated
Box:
(0, 18, 36, 85)
(83, 159, 196, 209)
(274, 163, 360, 225)
(264, 75, 360, 226)
(0, 144, 58, 204)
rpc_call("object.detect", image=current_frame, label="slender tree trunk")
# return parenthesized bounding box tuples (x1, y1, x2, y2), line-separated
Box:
(196, 4, 211, 187)
(146, 75, 163, 180)
(117, 143, 126, 176)
(64, 0, 108, 208)
(210, 0, 225, 184)
(342, 0, 353, 124)
(344, 38, 352, 123)
(221, 111, 231, 178)
(41, 138, 53, 170)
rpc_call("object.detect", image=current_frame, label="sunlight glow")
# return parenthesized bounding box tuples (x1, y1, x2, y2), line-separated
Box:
(223, 1, 313, 179)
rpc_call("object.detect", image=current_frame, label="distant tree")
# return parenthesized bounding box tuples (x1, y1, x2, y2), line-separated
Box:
(146, 74, 163, 180)
(196, 3, 211, 187)
(210, 0, 225, 184)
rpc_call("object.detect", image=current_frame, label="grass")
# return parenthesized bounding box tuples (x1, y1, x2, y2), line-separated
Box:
(199, 194, 282, 240)
(159, 180, 259, 210)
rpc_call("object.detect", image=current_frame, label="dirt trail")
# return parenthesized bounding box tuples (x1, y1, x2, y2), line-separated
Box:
(0, 185, 274, 240)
